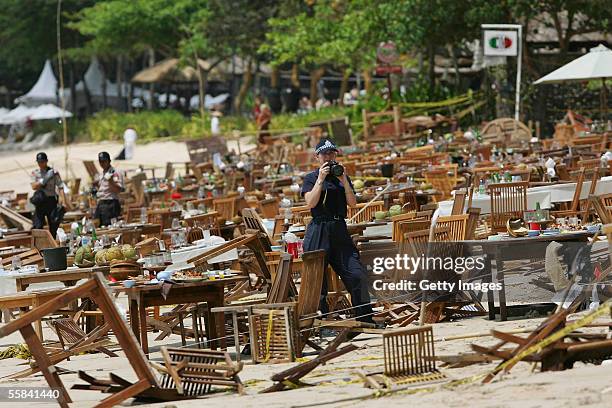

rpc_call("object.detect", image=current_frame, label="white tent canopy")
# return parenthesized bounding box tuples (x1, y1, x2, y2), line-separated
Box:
(534, 44, 612, 84)
(15, 60, 58, 106)
(29, 104, 72, 120)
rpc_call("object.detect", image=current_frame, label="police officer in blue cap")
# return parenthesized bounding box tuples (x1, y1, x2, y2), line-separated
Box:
(301, 139, 374, 323)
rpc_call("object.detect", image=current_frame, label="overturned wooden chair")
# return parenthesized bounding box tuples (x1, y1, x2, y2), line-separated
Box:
(153, 347, 244, 395)
(360, 326, 443, 389)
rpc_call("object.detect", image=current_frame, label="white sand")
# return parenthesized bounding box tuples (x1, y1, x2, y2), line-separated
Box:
(0, 138, 254, 195)
(0, 308, 610, 408)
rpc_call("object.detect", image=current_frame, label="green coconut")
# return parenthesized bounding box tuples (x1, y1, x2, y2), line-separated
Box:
(75, 246, 84, 265)
(121, 244, 137, 260)
(105, 246, 124, 262)
(95, 249, 107, 265)
(389, 205, 402, 217)
(374, 211, 388, 220)
(353, 179, 365, 190)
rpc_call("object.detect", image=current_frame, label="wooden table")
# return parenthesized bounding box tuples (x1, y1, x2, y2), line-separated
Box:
(113, 276, 247, 355)
(14, 266, 111, 292)
(464, 231, 592, 321)
(0, 288, 69, 339)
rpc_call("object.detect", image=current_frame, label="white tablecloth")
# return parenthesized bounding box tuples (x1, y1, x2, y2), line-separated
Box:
(164, 239, 238, 273)
(438, 176, 612, 216)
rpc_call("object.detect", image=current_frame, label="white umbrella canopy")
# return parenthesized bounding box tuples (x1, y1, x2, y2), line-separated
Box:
(534, 44, 612, 84)
(534, 44, 611, 118)
(28, 104, 73, 120)
(0, 104, 37, 125)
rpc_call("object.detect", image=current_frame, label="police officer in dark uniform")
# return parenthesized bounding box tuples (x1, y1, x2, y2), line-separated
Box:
(30, 152, 69, 238)
(93, 151, 125, 226)
(301, 139, 374, 323)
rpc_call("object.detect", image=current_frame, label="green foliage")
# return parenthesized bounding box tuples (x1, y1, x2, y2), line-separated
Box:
(85, 110, 188, 141)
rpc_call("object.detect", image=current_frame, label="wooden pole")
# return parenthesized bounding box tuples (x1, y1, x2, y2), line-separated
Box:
(56, 0, 69, 177)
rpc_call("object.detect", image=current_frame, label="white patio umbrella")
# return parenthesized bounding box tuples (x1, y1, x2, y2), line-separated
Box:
(0, 104, 37, 125)
(534, 44, 612, 118)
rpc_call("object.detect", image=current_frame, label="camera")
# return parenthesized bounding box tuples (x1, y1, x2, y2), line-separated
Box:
(326, 160, 344, 177)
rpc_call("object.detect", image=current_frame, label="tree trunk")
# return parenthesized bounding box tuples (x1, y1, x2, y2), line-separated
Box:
(127, 58, 133, 113)
(338, 68, 350, 106)
(147, 49, 155, 110)
(116, 55, 123, 111)
(69, 61, 77, 114)
(309, 67, 325, 102)
(233, 59, 254, 113)
(195, 60, 206, 119)
(427, 44, 436, 94)
(290, 64, 300, 88)
(362, 68, 372, 94)
(101, 60, 108, 109)
(82, 70, 93, 115)
(448, 44, 461, 89)
(271, 66, 280, 88)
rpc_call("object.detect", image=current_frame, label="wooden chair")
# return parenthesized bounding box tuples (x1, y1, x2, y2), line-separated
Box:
(31, 229, 58, 250)
(0, 204, 33, 230)
(423, 169, 455, 202)
(488, 181, 528, 233)
(82, 160, 99, 181)
(604, 224, 612, 265)
(589, 195, 612, 224)
(147, 209, 181, 230)
(435, 214, 469, 241)
(451, 189, 467, 215)
(49, 317, 117, 359)
(213, 196, 237, 221)
(259, 198, 280, 219)
(397, 220, 431, 243)
(156, 347, 244, 395)
(552, 168, 585, 219)
(0, 273, 159, 408)
(465, 207, 481, 240)
(290, 205, 312, 225)
(184, 212, 221, 236)
(347, 201, 384, 223)
(391, 212, 416, 241)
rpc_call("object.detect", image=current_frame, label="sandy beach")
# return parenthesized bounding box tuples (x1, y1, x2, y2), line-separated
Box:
(0, 306, 610, 408)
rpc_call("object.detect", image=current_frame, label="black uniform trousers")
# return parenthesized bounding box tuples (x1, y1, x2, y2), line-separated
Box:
(95, 199, 121, 226)
(33, 195, 59, 238)
(303, 216, 374, 322)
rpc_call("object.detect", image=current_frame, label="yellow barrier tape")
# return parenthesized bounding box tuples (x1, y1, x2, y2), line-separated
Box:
(486, 300, 612, 380)
(264, 310, 274, 363)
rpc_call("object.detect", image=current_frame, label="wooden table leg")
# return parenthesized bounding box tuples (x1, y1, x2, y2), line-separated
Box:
(129, 298, 140, 344)
(207, 288, 226, 350)
(31, 297, 43, 341)
(138, 297, 149, 356)
(484, 253, 496, 320)
(232, 311, 240, 362)
(496, 253, 508, 321)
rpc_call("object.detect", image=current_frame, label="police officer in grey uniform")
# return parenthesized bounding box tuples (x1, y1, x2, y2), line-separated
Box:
(30, 152, 68, 238)
(93, 151, 125, 226)
(301, 139, 374, 323)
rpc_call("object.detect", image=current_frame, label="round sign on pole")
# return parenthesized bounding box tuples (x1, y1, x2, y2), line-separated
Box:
(377, 42, 399, 65)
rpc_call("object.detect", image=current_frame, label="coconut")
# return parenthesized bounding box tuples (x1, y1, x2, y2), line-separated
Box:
(105, 246, 124, 262)
(374, 211, 388, 220)
(389, 205, 402, 217)
(353, 179, 365, 190)
(95, 249, 107, 265)
(121, 244, 137, 260)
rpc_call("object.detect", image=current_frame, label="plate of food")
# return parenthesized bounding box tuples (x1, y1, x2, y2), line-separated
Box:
(172, 270, 206, 282)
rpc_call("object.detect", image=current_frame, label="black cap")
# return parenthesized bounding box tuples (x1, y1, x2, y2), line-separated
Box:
(314, 139, 338, 155)
(98, 151, 111, 161)
(36, 152, 48, 162)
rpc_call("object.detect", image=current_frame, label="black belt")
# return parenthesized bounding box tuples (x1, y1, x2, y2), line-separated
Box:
(312, 215, 344, 222)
